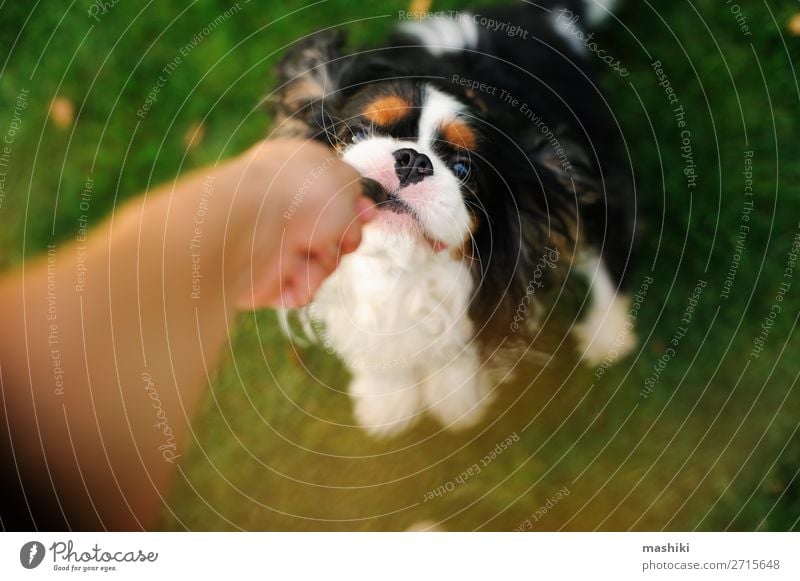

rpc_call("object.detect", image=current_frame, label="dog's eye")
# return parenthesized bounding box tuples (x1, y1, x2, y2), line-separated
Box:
(351, 127, 369, 143)
(451, 158, 471, 179)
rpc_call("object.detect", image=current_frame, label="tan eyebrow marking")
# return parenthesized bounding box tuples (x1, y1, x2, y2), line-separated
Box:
(440, 119, 477, 150)
(363, 95, 412, 126)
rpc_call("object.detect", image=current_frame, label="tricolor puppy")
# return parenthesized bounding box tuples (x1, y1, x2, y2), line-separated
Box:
(272, 0, 636, 436)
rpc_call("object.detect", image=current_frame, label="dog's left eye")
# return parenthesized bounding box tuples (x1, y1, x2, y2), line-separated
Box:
(351, 127, 368, 143)
(451, 158, 471, 179)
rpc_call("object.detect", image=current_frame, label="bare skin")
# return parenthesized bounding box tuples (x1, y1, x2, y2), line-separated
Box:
(0, 139, 374, 530)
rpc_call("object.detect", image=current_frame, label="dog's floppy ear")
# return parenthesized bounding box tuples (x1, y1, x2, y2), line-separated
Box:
(270, 32, 417, 144)
(468, 134, 591, 350)
(270, 30, 351, 142)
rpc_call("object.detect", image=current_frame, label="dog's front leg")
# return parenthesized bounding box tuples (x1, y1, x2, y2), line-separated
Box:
(349, 367, 423, 437)
(420, 347, 492, 431)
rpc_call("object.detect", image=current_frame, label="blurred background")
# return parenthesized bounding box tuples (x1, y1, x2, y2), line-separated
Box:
(1, 0, 799, 530)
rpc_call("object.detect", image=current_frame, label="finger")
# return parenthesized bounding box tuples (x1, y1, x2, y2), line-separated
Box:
(355, 196, 379, 223)
(236, 235, 296, 310)
(279, 280, 302, 309)
(235, 257, 284, 310)
(306, 257, 331, 295)
(292, 258, 330, 306)
(340, 220, 363, 255)
(309, 248, 338, 274)
(238, 272, 283, 310)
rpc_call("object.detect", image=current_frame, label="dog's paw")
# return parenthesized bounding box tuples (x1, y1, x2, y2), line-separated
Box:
(574, 293, 637, 366)
(350, 375, 422, 437)
(428, 391, 490, 431)
(422, 358, 492, 431)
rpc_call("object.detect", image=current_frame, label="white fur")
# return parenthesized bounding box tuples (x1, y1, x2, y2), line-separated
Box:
(583, 0, 619, 26)
(398, 14, 479, 56)
(573, 254, 637, 365)
(310, 226, 491, 436)
(418, 85, 465, 143)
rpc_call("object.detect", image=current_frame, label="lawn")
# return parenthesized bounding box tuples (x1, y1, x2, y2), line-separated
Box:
(1, 0, 799, 530)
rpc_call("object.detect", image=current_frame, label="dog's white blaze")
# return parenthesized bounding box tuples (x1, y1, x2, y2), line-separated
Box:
(418, 85, 465, 144)
(398, 14, 479, 56)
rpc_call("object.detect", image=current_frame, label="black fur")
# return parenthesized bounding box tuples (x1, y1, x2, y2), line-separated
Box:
(272, 2, 635, 353)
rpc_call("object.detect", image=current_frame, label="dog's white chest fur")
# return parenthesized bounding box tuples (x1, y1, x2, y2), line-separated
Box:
(310, 226, 489, 434)
(313, 227, 473, 364)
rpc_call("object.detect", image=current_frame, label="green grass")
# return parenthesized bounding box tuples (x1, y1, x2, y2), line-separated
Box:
(2, 0, 799, 530)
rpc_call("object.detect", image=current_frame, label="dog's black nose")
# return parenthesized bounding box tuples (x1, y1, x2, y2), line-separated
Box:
(393, 148, 434, 186)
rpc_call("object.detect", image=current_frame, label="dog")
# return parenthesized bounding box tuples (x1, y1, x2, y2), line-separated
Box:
(271, 0, 636, 436)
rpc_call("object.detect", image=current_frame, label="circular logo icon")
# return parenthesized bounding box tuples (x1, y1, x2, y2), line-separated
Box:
(19, 541, 46, 569)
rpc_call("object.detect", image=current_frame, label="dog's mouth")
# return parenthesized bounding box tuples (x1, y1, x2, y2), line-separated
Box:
(361, 178, 448, 252)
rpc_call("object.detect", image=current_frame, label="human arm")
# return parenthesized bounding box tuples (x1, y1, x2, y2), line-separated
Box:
(0, 139, 371, 530)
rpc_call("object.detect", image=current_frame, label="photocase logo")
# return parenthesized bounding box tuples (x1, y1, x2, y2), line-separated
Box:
(19, 541, 46, 569)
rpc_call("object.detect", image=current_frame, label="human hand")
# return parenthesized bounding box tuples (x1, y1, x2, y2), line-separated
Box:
(229, 139, 376, 310)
